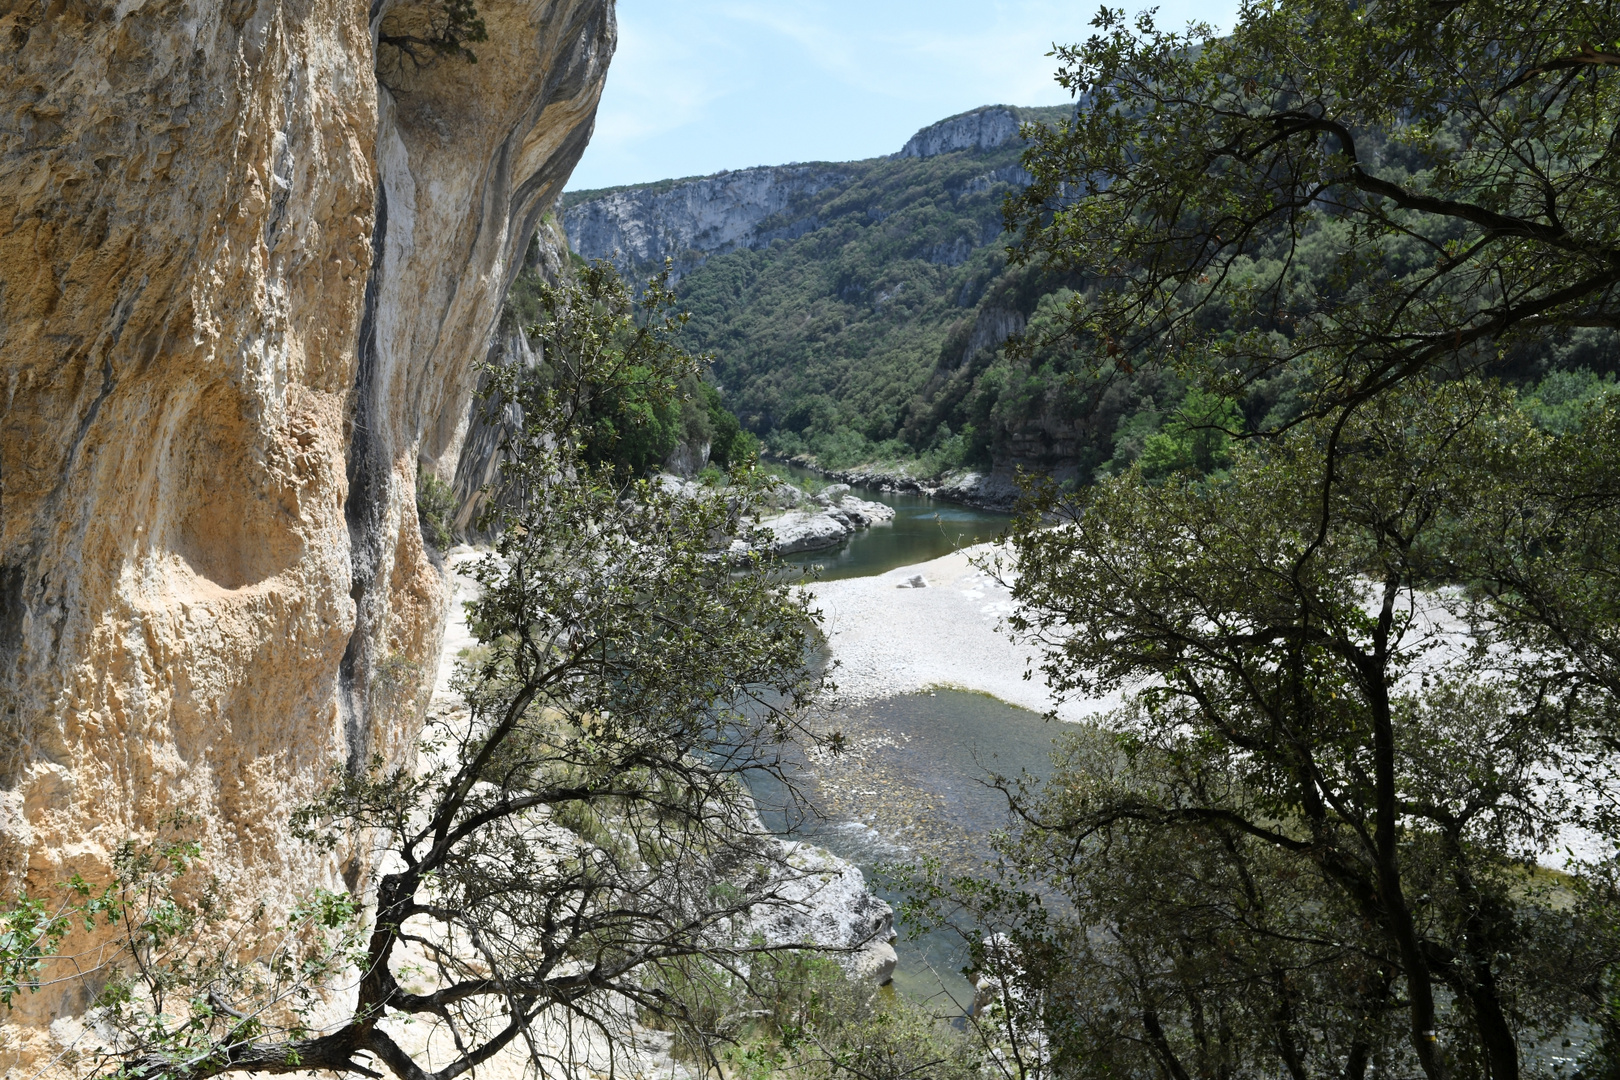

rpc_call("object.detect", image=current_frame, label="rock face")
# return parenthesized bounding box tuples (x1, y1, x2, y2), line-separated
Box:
(564, 164, 847, 281)
(0, 0, 612, 1057)
(751, 842, 898, 985)
(560, 104, 1060, 282)
(896, 105, 1027, 159)
(562, 104, 1052, 286)
(447, 214, 571, 543)
(758, 489, 897, 555)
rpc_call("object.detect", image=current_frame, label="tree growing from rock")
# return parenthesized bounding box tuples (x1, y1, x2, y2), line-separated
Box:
(0, 263, 836, 1079)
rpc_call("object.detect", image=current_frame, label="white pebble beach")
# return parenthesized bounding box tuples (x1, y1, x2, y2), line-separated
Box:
(806, 542, 1120, 723)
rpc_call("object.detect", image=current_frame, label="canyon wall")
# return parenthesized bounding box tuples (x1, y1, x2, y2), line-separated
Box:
(0, 0, 612, 1057)
(561, 105, 1044, 285)
(895, 105, 1027, 159)
(564, 164, 848, 282)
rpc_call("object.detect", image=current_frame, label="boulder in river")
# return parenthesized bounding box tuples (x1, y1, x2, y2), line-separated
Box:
(750, 841, 898, 984)
(758, 497, 895, 555)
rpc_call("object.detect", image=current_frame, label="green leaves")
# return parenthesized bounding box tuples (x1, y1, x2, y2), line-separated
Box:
(1010, 0, 1620, 423)
(1, 894, 77, 1007)
(982, 376, 1620, 1078)
(415, 468, 456, 550)
(495, 259, 706, 485)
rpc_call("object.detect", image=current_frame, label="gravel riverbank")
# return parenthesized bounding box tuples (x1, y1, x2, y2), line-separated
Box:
(807, 542, 1119, 723)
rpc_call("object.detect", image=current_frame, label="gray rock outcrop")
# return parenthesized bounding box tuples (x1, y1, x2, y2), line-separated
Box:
(962, 306, 1029, 367)
(750, 841, 897, 984)
(563, 103, 1058, 282)
(897, 105, 1025, 158)
(759, 493, 896, 555)
(564, 165, 846, 280)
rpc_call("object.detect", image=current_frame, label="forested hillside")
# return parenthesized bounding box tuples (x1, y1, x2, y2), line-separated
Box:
(563, 106, 1068, 477)
(567, 104, 1618, 486)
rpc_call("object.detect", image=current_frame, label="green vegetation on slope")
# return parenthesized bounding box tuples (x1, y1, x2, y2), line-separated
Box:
(640, 108, 1616, 483)
(661, 108, 1067, 472)
(503, 250, 755, 478)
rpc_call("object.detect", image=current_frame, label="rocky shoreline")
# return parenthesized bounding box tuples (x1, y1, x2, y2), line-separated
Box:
(757, 482, 897, 555)
(655, 473, 899, 557)
(769, 456, 1029, 513)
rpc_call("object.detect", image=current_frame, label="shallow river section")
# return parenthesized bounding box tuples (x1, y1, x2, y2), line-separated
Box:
(755, 469, 1066, 1008)
(754, 688, 1068, 1011)
(774, 465, 1009, 581)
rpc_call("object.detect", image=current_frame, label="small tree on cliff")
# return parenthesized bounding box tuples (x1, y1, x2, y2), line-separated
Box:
(0, 263, 834, 1079)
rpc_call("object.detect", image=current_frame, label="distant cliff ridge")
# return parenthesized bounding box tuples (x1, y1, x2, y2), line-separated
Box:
(897, 105, 1026, 158)
(562, 104, 1060, 281)
(563, 165, 847, 280)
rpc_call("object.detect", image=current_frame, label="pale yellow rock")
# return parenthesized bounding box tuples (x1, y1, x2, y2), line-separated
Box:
(0, 0, 613, 1065)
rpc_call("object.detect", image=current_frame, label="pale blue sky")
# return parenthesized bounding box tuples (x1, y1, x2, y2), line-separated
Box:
(566, 0, 1240, 191)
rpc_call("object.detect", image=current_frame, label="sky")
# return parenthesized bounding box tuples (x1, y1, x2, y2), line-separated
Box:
(565, 0, 1241, 192)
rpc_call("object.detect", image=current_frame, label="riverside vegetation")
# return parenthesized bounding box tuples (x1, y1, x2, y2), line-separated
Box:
(567, 95, 1616, 493)
(896, 3, 1620, 1080)
(0, 264, 974, 1079)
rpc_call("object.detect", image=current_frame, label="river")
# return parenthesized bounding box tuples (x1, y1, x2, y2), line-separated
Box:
(773, 464, 1010, 581)
(757, 470, 1069, 1010)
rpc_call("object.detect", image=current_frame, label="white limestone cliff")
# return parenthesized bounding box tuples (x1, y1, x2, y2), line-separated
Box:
(562, 104, 1052, 281)
(564, 164, 848, 281)
(896, 105, 1026, 158)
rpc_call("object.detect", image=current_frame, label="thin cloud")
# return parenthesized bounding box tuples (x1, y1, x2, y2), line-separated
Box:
(570, 0, 1237, 190)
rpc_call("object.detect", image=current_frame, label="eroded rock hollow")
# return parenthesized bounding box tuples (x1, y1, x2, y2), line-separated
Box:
(0, 0, 612, 1053)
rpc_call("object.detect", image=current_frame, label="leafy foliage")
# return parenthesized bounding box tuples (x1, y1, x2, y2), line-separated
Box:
(908, 5, 1620, 1075)
(1, 263, 836, 1080)
(502, 258, 750, 480)
(415, 468, 456, 551)
(904, 381, 1620, 1080)
(1006, 0, 1620, 428)
(708, 953, 983, 1080)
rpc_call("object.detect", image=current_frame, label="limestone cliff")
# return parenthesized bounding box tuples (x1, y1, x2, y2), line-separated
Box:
(563, 163, 847, 282)
(896, 104, 1028, 159)
(0, 0, 612, 1056)
(561, 104, 1051, 285)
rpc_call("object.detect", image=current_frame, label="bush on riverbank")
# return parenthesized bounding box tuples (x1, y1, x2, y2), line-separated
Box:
(651, 952, 982, 1080)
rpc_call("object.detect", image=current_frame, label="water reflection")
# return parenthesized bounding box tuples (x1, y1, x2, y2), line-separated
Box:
(750, 689, 1063, 1011)
(771, 466, 1009, 581)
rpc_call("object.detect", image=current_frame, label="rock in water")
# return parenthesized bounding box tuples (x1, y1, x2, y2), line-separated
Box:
(750, 842, 898, 985)
(766, 511, 856, 554)
(0, 0, 613, 1057)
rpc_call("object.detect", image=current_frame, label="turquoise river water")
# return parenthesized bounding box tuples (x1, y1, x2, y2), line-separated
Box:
(774, 464, 1010, 581)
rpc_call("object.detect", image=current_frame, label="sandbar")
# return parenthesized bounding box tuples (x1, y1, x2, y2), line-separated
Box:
(806, 543, 1118, 723)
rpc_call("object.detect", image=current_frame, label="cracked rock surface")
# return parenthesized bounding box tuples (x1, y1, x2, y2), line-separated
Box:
(0, 0, 612, 1060)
